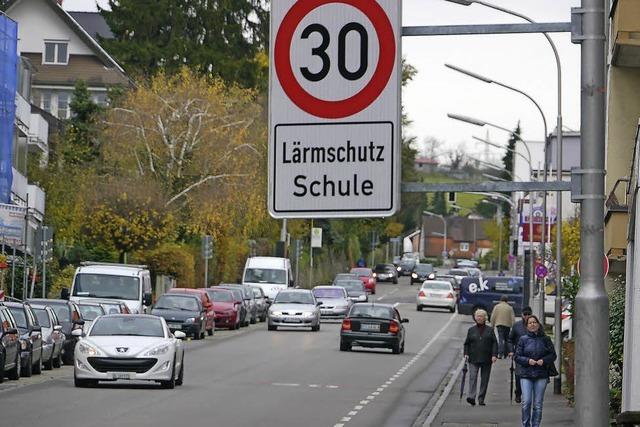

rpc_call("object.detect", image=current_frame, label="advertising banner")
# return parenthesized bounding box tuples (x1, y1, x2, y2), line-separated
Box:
(0, 203, 26, 246)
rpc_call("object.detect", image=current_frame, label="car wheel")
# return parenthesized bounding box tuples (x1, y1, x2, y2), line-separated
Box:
(161, 362, 176, 389)
(400, 342, 405, 354)
(0, 351, 5, 383)
(260, 315, 267, 323)
(52, 350, 62, 369)
(339, 339, 351, 351)
(200, 329, 206, 340)
(33, 352, 42, 375)
(74, 371, 96, 388)
(176, 356, 184, 386)
(250, 315, 257, 325)
(392, 342, 401, 354)
(393, 279, 398, 284)
(43, 351, 53, 370)
(311, 324, 320, 332)
(7, 353, 20, 380)
(268, 324, 277, 331)
(193, 328, 202, 340)
(207, 328, 214, 336)
(416, 305, 423, 312)
(449, 306, 456, 313)
(62, 345, 74, 365)
(21, 353, 33, 378)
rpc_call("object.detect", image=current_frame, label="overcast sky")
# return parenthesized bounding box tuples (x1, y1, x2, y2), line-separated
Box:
(63, 0, 581, 164)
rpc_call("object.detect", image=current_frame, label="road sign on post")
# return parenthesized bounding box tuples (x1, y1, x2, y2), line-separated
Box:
(269, 0, 401, 218)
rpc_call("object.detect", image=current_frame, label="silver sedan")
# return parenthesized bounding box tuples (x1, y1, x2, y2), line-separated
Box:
(312, 286, 352, 319)
(267, 289, 321, 331)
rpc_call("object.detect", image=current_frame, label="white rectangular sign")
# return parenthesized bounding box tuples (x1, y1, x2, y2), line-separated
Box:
(311, 227, 323, 248)
(268, 0, 401, 218)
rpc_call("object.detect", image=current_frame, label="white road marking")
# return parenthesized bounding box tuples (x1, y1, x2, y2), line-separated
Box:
(326, 385, 339, 389)
(334, 424, 345, 427)
(422, 358, 466, 426)
(309, 384, 319, 388)
(272, 383, 299, 387)
(333, 312, 459, 426)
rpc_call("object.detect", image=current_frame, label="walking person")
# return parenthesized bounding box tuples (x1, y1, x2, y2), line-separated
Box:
(490, 295, 515, 358)
(508, 306, 532, 403)
(514, 315, 557, 427)
(463, 309, 498, 406)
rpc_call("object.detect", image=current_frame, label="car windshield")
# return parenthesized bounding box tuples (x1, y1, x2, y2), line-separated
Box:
(449, 269, 469, 276)
(350, 305, 393, 319)
(374, 264, 394, 272)
(274, 292, 314, 304)
(78, 304, 105, 321)
(49, 304, 71, 322)
(7, 307, 27, 328)
(313, 288, 344, 298)
(414, 264, 433, 273)
(90, 316, 164, 337)
(209, 290, 234, 302)
(243, 268, 286, 285)
(335, 280, 364, 292)
(423, 282, 451, 291)
(220, 288, 243, 301)
(155, 295, 200, 311)
(350, 268, 372, 276)
(33, 308, 51, 327)
(73, 273, 140, 300)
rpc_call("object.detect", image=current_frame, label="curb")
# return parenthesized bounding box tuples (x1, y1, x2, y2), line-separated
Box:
(421, 356, 466, 427)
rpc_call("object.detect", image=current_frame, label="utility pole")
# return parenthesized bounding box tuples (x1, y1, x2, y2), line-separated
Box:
(202, 235, 212, 287)
(573, 1, 609, 425)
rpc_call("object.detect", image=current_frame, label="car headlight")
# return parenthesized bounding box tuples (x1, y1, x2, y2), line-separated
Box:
(397, 266, 401, 271)
(372, 273, 377, 277)
(412, 273, 418, 278)
(144, 344, 171, 356)
(185, 317, 196, 323)
(358, 295, 367, 301)
(78, 342, 101, 356)
(302, 312, 315, 318)
(270, 311, 283, 316)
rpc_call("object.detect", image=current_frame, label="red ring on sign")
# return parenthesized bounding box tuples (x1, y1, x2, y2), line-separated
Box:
(274, 0, 396, 119)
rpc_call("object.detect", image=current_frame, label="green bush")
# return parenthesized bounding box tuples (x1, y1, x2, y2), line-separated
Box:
(609, 275, 626, 418)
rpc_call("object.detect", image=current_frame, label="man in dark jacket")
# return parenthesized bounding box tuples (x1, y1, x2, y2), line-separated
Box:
(463, 309, 498, 406)
(508, 306, 532, 403)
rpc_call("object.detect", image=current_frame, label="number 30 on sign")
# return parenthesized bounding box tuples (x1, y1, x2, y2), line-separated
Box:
(269, 0, 401, 219)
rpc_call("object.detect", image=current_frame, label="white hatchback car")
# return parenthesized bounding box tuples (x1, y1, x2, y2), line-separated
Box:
(73, 314, 185, 388)
(416, 280, 456, 313)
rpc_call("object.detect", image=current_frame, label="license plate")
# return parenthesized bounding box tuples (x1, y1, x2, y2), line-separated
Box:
(169, 323, 182, 329)
(360, 323, 380, 332)
(285, 317, 301, 323)
(111, 373, 131, 380)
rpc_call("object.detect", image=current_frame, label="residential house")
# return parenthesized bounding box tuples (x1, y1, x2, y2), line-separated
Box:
(4, 0, 128, 119)
(414, 156, 439, 173)
(421, 215, 492, 260)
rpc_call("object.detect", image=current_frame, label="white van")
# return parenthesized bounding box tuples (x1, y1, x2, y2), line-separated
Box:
(67, 262, 153, 314)
(242, 257, 293, 300)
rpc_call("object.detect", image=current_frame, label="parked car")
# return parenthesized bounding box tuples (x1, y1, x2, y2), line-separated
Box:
(416, 280, 456, 312)
(373, 263, 399, 284)
(151, 293, 209, 339)
(5, 301, 44, 377)
(0, 305, 21, 381)
(340, 303, 408, 354)
(30, 304, 65, 370)
(448, 268, 472, 287)
(267, 289, 321, 331)
(214, 286, 248, 327)
(78, 302, 107, 333)
(165, 288, 215, 336)
(27, 299, 84, 365)
(73, 314, 185, 388)
(332, 273, 360, 285)
(79, 299, 131, 315)
(349, 268, 377, 294)
(242, 256, 294, 300)
(334, 280, 368, 303)
(219, 284, 257, 325)
(410, 263, 435, 285)
(312, 286, 352, 319)
(204, 288, 241, 330)
(250, 286, 269, 323)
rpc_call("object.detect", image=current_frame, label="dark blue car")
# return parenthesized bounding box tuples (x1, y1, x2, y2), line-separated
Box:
(457, 276, 523, 317)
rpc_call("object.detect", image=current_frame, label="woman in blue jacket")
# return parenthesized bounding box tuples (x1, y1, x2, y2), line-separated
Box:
(514, 315, 557, 427)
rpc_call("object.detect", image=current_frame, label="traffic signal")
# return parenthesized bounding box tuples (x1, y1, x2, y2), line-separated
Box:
(202, 235, 213, 259)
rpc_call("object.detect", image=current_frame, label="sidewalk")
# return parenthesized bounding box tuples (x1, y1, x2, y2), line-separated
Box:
(430, 358, 575, 426)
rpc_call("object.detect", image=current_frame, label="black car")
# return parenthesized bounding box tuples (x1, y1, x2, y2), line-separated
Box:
(27, 299, 84, 365)
(5, 301, 43, 377)
(151, 293, 208, 339)
(410, 263, 435, 285)
(373, 263, 399, 284)
(397, 259, 416, 276)
(0, 305, 21, 381)
(339, 303, 408, 354)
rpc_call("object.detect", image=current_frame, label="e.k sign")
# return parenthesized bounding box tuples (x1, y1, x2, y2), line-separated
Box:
(269, 0, 401, 218)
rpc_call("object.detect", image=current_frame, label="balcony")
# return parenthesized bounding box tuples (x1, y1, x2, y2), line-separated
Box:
(605, 177, 629, 262)
(611, 0, 640, 67)
(28, 113, 49, 154)
(14, 93, 30, 134)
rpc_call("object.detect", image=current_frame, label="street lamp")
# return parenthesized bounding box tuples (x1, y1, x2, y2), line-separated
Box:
(443, 0, 563, 395)
(472, 135, 532, 176)
(482, 199, 504, 272)
(423, 210, 447, 259)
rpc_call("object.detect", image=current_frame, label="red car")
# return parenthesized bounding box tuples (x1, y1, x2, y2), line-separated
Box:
(349, 268, 377, 295)
(204, 288, 241, 330)
(167, 288, 215, 336)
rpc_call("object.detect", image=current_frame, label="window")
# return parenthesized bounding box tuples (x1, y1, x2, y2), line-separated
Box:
(57, 92, 70, 119)
(41, 91, 52, 113)
(43, 41, 69, 65)
(460, 242, 470, 252)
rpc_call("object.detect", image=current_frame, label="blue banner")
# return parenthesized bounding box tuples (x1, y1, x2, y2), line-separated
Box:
(0, 14, 17, 204)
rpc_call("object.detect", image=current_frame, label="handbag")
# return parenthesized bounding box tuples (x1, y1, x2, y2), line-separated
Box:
(548, 363, 559, 377)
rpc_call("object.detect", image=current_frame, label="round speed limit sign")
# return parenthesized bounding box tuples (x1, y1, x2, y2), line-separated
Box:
(268, 0, 401, 218)
(274, 0, 396, 119)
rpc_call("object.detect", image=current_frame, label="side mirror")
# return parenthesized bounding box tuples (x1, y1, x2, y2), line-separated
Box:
(53, 325, 63, 332)
(143, 293, 152, 306)
(71, 329, 83, 337)
(5, 327, 18, 335)
(73, 319, 85, 326)
(316, 301, 323, 306)
(401, 318, 409, 323)
(174, 331, 187, 339)
(61, 288, 70, 300)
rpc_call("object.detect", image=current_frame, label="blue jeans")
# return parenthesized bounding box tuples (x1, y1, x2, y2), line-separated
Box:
(520, 377, 547, 427)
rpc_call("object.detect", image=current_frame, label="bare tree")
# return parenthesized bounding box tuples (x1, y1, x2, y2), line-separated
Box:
(422, 136, 443, 159)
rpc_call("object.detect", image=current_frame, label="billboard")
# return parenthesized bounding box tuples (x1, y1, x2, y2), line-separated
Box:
(0, 14, 17, 204)
(0, 202, 26, 247)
